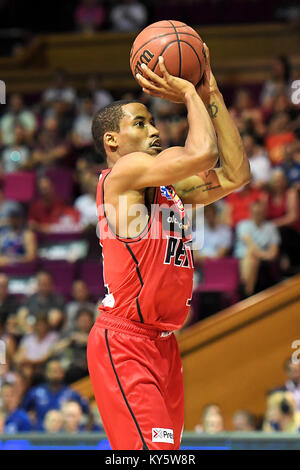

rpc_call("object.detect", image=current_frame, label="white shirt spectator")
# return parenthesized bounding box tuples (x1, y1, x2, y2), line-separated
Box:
(249, 151, 272, 185)
(193, 221, 232, 257)
(110, 0, 147, 31)
(72, 115, 93, 145)
(19, 331, 59, 362)
(74, 193, 98, 227)
(43, 87, 76, 105)
(234, 219, 281, 259)
(0, 111, 37, 146)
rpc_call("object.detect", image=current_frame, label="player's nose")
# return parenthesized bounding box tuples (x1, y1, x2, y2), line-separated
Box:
(149, 123, 159, 137)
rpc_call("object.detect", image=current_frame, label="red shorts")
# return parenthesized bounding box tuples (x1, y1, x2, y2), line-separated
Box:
(87, 313, 184, 450)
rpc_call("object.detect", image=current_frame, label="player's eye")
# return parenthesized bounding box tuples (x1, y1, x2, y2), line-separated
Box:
(135, 121, 144, 127)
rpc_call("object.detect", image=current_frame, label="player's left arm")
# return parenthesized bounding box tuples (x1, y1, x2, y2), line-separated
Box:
(174, 44, 251, 206)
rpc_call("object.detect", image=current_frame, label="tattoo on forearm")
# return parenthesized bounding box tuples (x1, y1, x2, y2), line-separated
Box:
(208, 102, 218, 118)
(181, 181, 221, 195)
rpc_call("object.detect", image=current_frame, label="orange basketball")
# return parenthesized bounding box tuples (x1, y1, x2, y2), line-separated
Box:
(130, 20, 206, 87)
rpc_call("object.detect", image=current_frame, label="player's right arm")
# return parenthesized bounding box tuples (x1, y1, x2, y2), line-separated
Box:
(107, 63, 219, 192)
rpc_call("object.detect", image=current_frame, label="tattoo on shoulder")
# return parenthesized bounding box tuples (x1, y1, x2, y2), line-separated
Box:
(208, 102, 218, 119)
(181, 181, 221, 195)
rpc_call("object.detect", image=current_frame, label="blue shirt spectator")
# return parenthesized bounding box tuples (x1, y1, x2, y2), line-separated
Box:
(22, 360, 89, 430)
(1, 382, 32, 433)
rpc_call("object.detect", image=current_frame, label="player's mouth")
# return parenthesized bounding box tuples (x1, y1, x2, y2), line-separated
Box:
(149, 138, 162, 150)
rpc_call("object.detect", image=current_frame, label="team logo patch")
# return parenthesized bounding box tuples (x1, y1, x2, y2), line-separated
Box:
(160, 186, 184, 212)
(152, 428, 174, 444)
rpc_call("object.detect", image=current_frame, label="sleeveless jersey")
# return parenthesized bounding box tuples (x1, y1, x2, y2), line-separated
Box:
(96, 168, 194, 331)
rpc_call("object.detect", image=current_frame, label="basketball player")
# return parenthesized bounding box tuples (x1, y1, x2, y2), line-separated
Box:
(87, 45, 250, 450)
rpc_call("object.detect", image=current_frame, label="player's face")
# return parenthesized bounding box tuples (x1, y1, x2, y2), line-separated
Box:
(118, 103, 161, 156)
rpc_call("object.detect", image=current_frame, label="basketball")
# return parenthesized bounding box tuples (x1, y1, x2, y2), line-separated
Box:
(130, 20, 206, 87)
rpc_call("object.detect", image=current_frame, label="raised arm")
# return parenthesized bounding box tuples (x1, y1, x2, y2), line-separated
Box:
(173, 44, 251, 206)
(107, 57, 219, 193)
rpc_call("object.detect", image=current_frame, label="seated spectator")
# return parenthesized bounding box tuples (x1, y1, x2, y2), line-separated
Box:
(260, 56, 292, 114)
(72, 96, 94, 149)
(194, 403, 225, 434)
(234, 201, 281, 296)
(43, 409, 63, 433)
(266, 168, 300, 269)
(280, 140, 300, 189)
(0, 93, 37, 146)
(86, 74, 113, 113)
(229, 88, 266, 137)
(0, 382, 32, 432)
(14, 313, 59, 371)
(61, 400, 84, 433)
(0, 321, 17, 368)
(51, 308, 94, 383)
(64, 280, 95, 332)
(0, 411, 5, 433)
(28, 176, 81, 233)
(110, 0, 147, 32)
(74, 171, 98, 229)
(0, 207, 37, 267)
(0, 273, 20, 327)
(21, 359, 89, 430)
(224, 183, 266, 228)
(74, 0, 105, 33)
(265, 111, 295, 165)
(0, 180, 22, 232)
(263, 391, 300, 432)
(270, 358, 300, 411)
(31, 118, 71, 171)
(232, 410, 256, 431)
(0, 123, 31, 174)
(193, 204, 232, 261)
(21, 270, 65, 322)
(242, 133, 272, 188)
(42, 69, 76, 113)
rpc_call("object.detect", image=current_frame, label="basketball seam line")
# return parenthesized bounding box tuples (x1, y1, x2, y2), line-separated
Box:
(179, 39, 203, 84)
(130, 32, 202, 67)
(168, 20, 182, 78)
(150, 40, 178, 75)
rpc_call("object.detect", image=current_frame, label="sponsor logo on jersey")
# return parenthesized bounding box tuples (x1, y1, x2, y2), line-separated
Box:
(160, 186, 184, 212)
(152, 428, 174, 444)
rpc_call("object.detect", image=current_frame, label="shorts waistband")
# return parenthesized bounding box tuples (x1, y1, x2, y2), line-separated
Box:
(95, 312, 174, 339)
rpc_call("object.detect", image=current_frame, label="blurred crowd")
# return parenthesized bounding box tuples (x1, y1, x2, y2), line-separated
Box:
(0, 42, 299, 435)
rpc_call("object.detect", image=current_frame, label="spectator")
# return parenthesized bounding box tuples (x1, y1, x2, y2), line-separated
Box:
(0, 411, 5, 433)
(266, 168, 300, 269)
(42, 69, 76, 112)
(74, 0, 105, 33)
(74, 171, 98, 229)
(72, 96, 94, 148)
(242, 133, 272, 188)
(0, 207, 37, 268)
(224, 183, 266, 228)
(0, 382, 32, 432)
(234, 201, 281, 296)
(31, 118, 71, 171)
(86, 74, 113, 113)
(0, 93, 37, 146)
(0, 123, 31, 174)
(28, 176, 81, 233)
(193, 204, 232, 261)
(229, 88, 265, 138)
(65, 280, 95, 332)
(270, 358, 300, 411)
(43, 409, 63, 433)
(232, 410, 256, 431)
(22, 359, 89, 430)
(194, 404, 224, 434)
(14, 313, 59, 370)
(263, 391, 300, 432)
(110, 0, 147, 32)
(280, 141, 300, 189)
(18, 271, 65, 328)
(61, 400, 84, 433)
(260, 56, 292, 112)
(0, 321, 17, 368)
(0, 273, 20, 327)
(52, 308, 94, 383)
(0, 180, 22, 232)
(265, 112, 295, 165)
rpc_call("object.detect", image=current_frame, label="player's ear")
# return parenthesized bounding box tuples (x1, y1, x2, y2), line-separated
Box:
(104, 132, 118, 152)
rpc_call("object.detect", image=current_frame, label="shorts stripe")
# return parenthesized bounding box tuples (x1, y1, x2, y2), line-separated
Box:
(105, 329, 149, 450)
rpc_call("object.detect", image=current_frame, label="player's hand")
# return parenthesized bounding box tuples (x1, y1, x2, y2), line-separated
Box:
(196, 43, 219, 106)
(136, 56, 196, 104)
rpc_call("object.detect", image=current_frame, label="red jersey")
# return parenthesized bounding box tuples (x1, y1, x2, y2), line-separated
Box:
(96, 168, 194, 331)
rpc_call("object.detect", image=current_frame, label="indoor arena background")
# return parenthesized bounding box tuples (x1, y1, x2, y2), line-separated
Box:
(0, 0, 300, 451)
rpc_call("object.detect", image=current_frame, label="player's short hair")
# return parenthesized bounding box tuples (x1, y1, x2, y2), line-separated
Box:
(92, 100, 139, 158)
